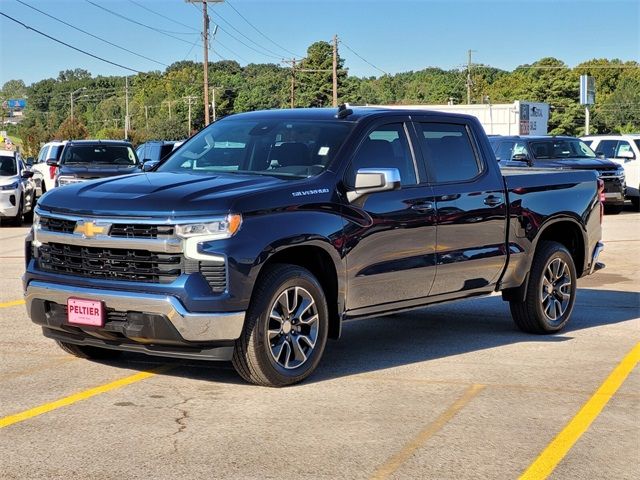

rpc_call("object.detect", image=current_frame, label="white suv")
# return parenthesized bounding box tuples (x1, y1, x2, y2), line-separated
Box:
(0, 150, 36, 225)
(32, 141, 67, 195)
(582, 135, 640, 210)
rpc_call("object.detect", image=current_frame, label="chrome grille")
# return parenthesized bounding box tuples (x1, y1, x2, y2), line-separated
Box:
(110, 224, 175, 239)
(38, 243, 182, 283)
(39, 216, 76, 234)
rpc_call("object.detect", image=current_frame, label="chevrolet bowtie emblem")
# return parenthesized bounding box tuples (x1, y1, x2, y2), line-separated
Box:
(74, 221, 109, 238)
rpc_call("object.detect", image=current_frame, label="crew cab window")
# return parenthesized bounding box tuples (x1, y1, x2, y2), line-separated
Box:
(418, 123, 481, 182)
(596, 140, 617, 158)
(494, 141, 514, 161)
(347, 123, 417, 186)
(37, 146, 48, 163)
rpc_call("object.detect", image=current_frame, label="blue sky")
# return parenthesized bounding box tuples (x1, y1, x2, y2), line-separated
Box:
(0, 0, 638, 86)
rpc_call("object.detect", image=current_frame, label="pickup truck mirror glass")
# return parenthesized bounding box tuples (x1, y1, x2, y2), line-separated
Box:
(142, 160, 159, 172)
(21, 170, 35, 179)
(46, 158, 58, 167)
(347, 168, 401, 202)
(617, 151, 635, 160)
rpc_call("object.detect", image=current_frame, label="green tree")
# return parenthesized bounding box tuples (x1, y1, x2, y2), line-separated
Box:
(55, 117, 89, 140)
(297, 41, 346, 107)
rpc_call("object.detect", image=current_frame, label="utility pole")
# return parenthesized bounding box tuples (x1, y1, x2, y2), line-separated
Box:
(466, 49, 475, 105)
(163, 100, 173, 119)
(144, 105, 149, 129)
(124, 76, 130, 139)
(187, 1, 223, 126)
(283, 58, 299, 108)
(184, 95, 198, 136)
(70, 87, 86, 121)
(332, 34, 338, 107)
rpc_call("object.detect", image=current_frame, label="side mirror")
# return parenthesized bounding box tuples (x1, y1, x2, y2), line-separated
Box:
(21, 170, 34, 179)
(512, 153, 532, 166)
(142, 160, 159, 172)
(617, 151, 635, 160)
(46, 158, 59, 167)
(346, 168, 401, 202)
(596, 152, 606, 159)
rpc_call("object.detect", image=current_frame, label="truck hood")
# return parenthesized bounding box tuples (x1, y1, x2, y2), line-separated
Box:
(39, 172, 286, 217)
(58, 164, 141, 179)
(533, 157, 621, 170)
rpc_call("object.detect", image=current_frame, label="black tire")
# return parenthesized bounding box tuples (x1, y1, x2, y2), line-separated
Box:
(631, 195, 639, 212)
(56, 341, 123, 360)
(509, 241, 577, 334)
(604, 204, 624, 215)
(24, 193, 35, 223)
(9, 196, 24, 226)
(232, 264, 329, 387)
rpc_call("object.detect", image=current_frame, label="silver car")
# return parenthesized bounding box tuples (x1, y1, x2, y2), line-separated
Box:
(0, 150, 36, 226)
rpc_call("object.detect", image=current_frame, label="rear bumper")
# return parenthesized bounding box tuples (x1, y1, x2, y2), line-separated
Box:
(25, 280, 245, 346)
(589, 241, 605, 275)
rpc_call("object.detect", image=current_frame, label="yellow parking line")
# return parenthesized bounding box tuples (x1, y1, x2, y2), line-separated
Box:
(520, 342, 640, 480)
(370, 384, 486, 480)
(0, 366, 170, 429)
(0, 299, 25, 308)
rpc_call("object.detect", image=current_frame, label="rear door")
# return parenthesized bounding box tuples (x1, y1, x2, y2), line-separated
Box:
(343, 118, 437, 311)
(412, 117, 508, 296)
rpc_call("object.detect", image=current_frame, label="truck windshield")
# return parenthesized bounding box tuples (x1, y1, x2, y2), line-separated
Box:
(157, 118, 354, 179)
(529, 139, 596, 160)
(62, 145, 137, 165)
(0, 156, 17, 176)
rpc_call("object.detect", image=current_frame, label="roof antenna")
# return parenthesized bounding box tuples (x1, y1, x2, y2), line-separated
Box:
(335, 103, 353, 119)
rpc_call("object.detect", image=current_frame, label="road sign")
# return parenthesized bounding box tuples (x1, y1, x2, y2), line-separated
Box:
(580, 75, 595, 105)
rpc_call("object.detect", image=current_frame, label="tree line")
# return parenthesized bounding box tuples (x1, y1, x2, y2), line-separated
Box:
(1, 40, 638, 156)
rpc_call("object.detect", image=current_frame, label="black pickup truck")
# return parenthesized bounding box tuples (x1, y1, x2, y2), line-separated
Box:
(24, 107, 604, 387)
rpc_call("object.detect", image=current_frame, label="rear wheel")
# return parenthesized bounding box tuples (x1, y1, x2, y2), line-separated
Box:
(232, 264, 329, 387)
(509, 241, 577, 334)
(56, 341, 123, 360)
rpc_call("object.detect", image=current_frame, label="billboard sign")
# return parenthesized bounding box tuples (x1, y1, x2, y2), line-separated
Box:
(517, 101, 549, 135)
(2, 99, 26, 109)
(580, 75, 595, 105)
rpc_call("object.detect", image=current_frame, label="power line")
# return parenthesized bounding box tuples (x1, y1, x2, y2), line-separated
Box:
(225, 0, 302, 58)
(213, 10, 285, 60)
(0, 11, 143, 73)
(15, 0, 168, 68)
(339, 40, 388, 75)
(84, 0, 198, 42)
(127, 0, 199, 32)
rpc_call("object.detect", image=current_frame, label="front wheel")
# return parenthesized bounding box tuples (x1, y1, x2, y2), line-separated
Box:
(8, 196, 24, 226)
(509, 241, 577, 334)
(232, 264, 329, 387)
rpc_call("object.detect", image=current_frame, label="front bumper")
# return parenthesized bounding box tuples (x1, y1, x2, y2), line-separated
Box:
(601, 176, 626, 206)
(25, 280, 245, 357)
(0, 189, 19, 217)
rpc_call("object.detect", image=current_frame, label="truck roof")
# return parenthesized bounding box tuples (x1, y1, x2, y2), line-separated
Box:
(227, 107, 479, 123)
(490, 135, 579, 141)
(66, 139, 133, 146)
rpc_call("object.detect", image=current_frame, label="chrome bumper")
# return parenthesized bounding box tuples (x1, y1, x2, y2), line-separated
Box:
(24, 280, 245, 342)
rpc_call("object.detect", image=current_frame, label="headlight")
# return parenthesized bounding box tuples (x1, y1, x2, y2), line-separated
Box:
(175, 213, 242, 240)
(58, 175, 84, 186)
(0, 181, 19, 190)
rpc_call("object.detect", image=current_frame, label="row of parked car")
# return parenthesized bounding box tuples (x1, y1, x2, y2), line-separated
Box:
(0, 139, 183, 225)
(0, 133, 638, 226)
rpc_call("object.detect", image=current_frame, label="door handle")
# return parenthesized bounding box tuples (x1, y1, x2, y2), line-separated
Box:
(411, 201, 435, 213)
(484, 195, 504, 206)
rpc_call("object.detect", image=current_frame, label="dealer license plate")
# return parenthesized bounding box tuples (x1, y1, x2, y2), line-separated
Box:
(67, 298, 104, 327)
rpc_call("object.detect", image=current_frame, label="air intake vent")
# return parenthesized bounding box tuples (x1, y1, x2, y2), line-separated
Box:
(199, 262, 227, 293)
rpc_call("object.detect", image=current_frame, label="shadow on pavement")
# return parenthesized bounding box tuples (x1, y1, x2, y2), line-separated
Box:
(100, 287, 639, 386)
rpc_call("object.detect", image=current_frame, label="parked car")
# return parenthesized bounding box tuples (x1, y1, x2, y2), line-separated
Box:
(489, 135, 626, 214)
(24, 107, 604, 387)
(32, 141, 67, 194)
(0, 149, 36, 225)
(582, 134, 640, 210)
(136, 140, 182, 164)
(47, 140, 141, 187)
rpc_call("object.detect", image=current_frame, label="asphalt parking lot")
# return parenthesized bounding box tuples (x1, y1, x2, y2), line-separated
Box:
(0, 208, 638, 480)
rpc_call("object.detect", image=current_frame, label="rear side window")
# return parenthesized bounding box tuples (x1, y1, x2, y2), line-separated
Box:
(417, 123, 481, 183)
(494, 141, 515, 161)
